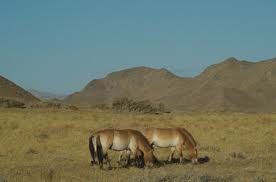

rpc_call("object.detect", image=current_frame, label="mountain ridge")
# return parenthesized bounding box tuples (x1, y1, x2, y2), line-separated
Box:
(64, 57, 276, 112)
(28, 89, 67, 101)
(0, 75, 39, 103)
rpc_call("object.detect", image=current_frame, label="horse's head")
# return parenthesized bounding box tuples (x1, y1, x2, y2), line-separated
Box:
(143, 150, 159, 167)
(190, 147, 198, 164)
(180, 127, 198, 164)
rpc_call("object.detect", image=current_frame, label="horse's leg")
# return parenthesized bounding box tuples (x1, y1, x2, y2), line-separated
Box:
(100, 143, 112, 169)
(104, 153, 112, 169)
(138, 149, 144, 167)
(176, 144, 183, 163)
(129, 149, 137, 166)
(118, 151, 124, 162)
(129, 144, 144, 167)
(125, 150, 131, 165)
(117, 150, 130, 166)
(134, 149, 144, 168)
(168, 147, 176, 162)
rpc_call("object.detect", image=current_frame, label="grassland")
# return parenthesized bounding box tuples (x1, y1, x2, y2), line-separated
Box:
(0, 108, 275, 182)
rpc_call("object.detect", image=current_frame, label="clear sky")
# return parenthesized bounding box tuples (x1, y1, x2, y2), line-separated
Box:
(1, 0, 276, 94)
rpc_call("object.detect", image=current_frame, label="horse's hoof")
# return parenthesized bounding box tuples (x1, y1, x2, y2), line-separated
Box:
(145, 162, 154, 169)
(90, 161, 97, 166)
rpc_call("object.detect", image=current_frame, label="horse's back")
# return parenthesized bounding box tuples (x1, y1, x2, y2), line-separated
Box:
(111, 130, 131, 151)
(142, 128, 181, 147)
(94, 129, 115, 150)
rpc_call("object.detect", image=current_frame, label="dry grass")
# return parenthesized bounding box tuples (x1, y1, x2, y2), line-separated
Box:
(0, 109, 275, 182)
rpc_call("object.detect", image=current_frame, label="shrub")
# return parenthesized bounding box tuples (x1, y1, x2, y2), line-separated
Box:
(67, 105, 79, 111)
(0, 98, 26, 108)
(29, 101, 62, 109)
(112, 97, 168, 114)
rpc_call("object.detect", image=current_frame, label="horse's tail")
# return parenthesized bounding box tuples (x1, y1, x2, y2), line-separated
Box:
(89, 135, 96, 165)
(96, 135, 104, 168)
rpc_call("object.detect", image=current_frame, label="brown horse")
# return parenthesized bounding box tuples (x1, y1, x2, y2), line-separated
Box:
(119, 127, 198, 163)
(142, 127, 198, 163)
(89, 129, 157, 168)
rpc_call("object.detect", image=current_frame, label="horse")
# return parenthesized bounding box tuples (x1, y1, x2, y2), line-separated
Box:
(119, 127, 198, 164)
(89, 128, 157, 168)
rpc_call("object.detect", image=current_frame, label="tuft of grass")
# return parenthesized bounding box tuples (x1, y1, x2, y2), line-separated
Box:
(25, 148, 39, 155)
(228, 152, 246, 160)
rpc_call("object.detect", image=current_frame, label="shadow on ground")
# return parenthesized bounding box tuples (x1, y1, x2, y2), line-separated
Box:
(155, 156, 210, 167)
(96, 156, 210, 170)
(161, 156, 210, 165)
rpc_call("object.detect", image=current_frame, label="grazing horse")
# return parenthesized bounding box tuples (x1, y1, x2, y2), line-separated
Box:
(89, 129, 157, 168)
(142, 127, 198, 163)
(119, 127, 198, 163)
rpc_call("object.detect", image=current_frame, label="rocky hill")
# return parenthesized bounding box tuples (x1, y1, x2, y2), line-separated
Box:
(0, 75, 39, 104)
(64, 57, 276, 112)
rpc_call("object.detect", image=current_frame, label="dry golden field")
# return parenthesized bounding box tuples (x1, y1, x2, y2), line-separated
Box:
(0, 109, 275, 182)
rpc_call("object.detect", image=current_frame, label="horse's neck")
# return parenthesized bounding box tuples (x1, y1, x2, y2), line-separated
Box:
(138, 139, 152, 154)
(180, 128, 196, 147)
(185, 138, 196, 150)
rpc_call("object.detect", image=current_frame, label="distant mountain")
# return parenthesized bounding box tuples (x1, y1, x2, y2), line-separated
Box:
(64, 66, 189, 107)
(0, 75, 39, 103)
(64, 57, 276, 112)
(28, 89, 67, 101)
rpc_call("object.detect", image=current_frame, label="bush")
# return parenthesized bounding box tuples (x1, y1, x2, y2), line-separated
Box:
(91, 104, 110, 110)
(112, 97, 168, 114)
(29, 101, 62, 109)
(28, 101, 80, 110)
(0, 98, 26, 108)
(67, 105, 79, 111)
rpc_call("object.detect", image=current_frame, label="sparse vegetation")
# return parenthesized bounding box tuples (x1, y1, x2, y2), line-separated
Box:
(28, 101, 79, 111)
(0, 98, 25, 108)
(0, 109, 275, 181)
(29, 101, 62, 109)
(112, 97, 167, 114)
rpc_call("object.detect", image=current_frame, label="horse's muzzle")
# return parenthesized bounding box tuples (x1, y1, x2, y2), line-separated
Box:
(191, 158, 198, 164)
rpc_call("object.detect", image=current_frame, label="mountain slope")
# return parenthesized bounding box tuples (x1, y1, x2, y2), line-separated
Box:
(64, 57, 276, 112)
(0, 76, 39, 103)
(65, 67, 191, 107)
(28, 89, 67, 101)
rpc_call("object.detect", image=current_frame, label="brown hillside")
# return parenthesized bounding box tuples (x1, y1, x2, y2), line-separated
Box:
(64, 57, 276, 112)
(64, 67, 191, 107)
(0, 75, 39, 104)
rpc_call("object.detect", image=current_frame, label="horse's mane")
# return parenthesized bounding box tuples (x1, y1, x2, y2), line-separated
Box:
(179, 128, 197, 147)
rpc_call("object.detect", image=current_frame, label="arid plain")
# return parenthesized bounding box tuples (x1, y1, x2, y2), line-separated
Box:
(0, 108, 275, 182)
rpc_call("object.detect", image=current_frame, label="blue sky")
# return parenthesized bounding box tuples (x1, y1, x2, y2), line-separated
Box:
(1, 0, 276, 94)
